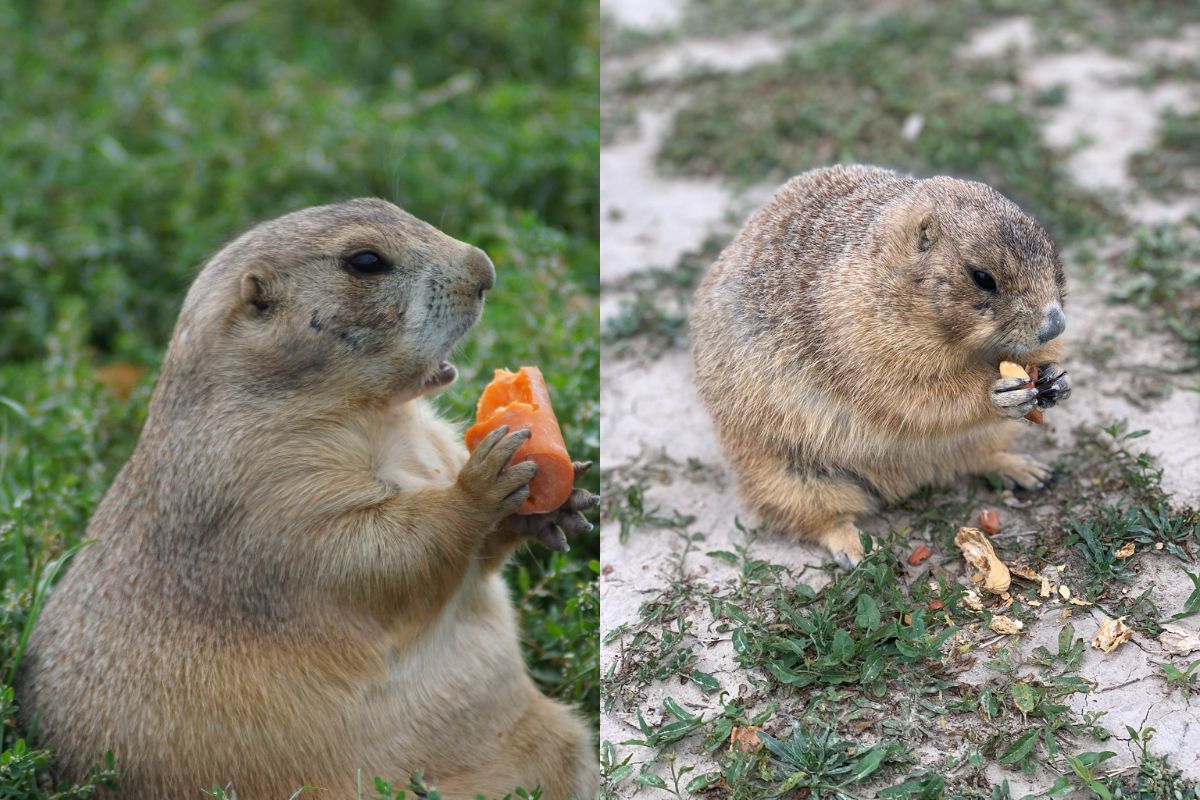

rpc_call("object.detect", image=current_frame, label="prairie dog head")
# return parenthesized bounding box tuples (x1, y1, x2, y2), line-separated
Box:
(168, 198, 495, 407)
(882, 177, 1066, 361)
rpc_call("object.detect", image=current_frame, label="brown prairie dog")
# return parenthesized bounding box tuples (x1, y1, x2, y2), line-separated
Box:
(691, 165, 1071, 566)
(17, 199, 599, 799)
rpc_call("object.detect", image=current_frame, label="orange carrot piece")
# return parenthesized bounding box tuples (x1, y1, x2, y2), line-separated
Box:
(907, 545, 933, 567)
(978, 509, 1001, 536)
(465, 367, 573, 514)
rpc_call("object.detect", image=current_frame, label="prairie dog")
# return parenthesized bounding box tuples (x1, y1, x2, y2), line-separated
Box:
(17, 199, 599, 798)
(691, 165, 1071, 566)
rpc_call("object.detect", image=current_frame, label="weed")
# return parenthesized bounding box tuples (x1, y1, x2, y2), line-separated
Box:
(1047, 750, 1119, 799)
(601, 525, 706, 712)
(601, 235, 725, 354)
(749, 722, 900, 797)
(1031, 624, 1086, 675)
(1159, 660, 1200, 698)
(653, 10, 1110, 241)
(1109, 223, 1200, 368)
(1179, 568, 1200, 620)
(1128, 109, 1200, 198)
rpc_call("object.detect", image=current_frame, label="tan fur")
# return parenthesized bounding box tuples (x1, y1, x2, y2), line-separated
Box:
(16, 199, 598, 799)
(691, 166, 1069, 563)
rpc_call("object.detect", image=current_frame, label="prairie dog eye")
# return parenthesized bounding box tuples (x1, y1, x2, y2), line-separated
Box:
(343, 251, 393, 275)
(969, 267, 997, 294)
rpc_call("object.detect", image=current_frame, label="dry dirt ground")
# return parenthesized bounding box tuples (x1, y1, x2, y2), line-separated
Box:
(600, 2, 1200, 795)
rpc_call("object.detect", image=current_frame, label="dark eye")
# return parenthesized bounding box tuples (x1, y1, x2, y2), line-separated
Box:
(343, 251, 392, 275)
(970, 268, 997, 294)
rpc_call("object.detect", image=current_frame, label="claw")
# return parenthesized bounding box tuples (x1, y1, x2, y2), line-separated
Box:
(833, 550, 858, 571)
(535, 525, 569, 553)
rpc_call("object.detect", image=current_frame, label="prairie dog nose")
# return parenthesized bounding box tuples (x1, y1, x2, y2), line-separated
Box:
(1037, 304, 1066, 343)
(464, 246, 496, 296)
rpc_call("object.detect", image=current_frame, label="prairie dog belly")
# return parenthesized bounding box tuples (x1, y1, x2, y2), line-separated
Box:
(377, 399, 470, 491)
(850, 422, 1017, 501)
(383, 572, 530, 738)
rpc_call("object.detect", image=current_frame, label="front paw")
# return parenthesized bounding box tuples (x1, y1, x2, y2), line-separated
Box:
(505, 461, 598, 552)
(1035, 363, 1071, 409)
(456, 425, 539, 523)
(990, 376, 1038, 420)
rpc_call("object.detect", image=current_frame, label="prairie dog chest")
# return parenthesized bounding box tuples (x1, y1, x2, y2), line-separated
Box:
(375, 399, 469, 492)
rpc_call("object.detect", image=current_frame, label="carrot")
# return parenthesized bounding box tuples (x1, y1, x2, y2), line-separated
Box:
(907, 545, 933, 567)
(464, 367, 574, 515)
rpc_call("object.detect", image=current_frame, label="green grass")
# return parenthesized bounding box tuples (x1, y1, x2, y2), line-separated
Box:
(600, 235, 724, 355)
(1108, 222, 1200, 370)
(0, 1, 597, 795)
(653, 9, 1110, 243)
(1129, 109, 1200, 198)
(599, 427, 1200, 797)
(677, 0, 1200, 51)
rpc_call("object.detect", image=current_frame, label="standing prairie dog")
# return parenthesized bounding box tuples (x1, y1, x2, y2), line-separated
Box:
(691, 165, 1071, 566)
(17, 199, 599, 798)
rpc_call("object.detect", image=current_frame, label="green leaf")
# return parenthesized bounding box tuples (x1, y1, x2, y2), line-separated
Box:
(1047, 776, 1074, 797)
(845, 744, 892, 784)
(1175, 568, 1200, 618)
(663, 696, 696, 722)
(855, 594, 881, 631)
(606, 764, 633, 783)
(690, 670, 721, 694)
(636, 772, 667, 788)
(1011, 683, 1037, 715)
(768, 661, 813, 687)
(999, 729, 1040, 765)
(685, 773, 721, 792)
(830, 628, 854, 662)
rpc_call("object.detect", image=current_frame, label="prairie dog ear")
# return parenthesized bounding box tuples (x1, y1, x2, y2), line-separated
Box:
(240, 272, 273, 316)
(911, 209, 938, 253)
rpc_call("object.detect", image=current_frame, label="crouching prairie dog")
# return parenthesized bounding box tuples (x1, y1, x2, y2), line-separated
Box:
(16, 199, 599, 799)
(691, 165, 1072, 567)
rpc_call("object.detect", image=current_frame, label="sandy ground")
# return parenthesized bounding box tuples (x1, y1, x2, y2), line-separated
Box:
(601, 3, 1200, 793)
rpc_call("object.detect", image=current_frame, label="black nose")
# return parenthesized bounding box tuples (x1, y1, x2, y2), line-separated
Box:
(1037, 305, 1066, 343)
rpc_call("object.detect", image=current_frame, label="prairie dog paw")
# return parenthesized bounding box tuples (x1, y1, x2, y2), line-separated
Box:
(1035, 363, 1071, 409)
(506, 461, 598, 552)
(990, 376, 1037, 420)
(456, 425, 538, 521)
(819, 524, 865, 570)
(990, 452, 1051, 492)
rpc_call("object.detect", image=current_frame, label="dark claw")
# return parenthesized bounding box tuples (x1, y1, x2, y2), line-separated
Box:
(565, 487, 600, 513)
(535, 525, 569, 553)
(558, 510, 594, 535)
(506, 483, 596, 551)
(1034, 366, 1069, 408)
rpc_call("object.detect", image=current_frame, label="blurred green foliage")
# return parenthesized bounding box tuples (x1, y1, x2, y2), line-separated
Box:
(0, 0, 598, 794)
(656, 10, 1108, 241)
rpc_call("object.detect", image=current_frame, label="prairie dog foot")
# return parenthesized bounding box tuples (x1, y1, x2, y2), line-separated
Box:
(506, 461, 598, 552)
(988, 452, 1051, 491)
(819, 522, 866, 570)
(990, 376, 1038, 419)
(1034, 363, 1071, 409)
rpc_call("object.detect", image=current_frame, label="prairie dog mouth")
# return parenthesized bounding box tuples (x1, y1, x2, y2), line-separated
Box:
(422, 360, 457, 389)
